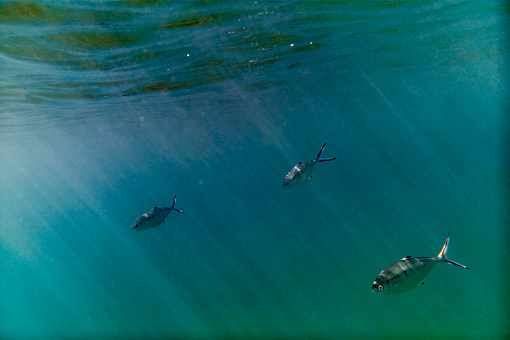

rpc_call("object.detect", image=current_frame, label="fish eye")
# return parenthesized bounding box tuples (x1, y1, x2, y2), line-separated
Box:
(378, 285, 384, 291)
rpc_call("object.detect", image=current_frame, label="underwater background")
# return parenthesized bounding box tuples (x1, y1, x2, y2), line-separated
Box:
(1, 1, 509, 338)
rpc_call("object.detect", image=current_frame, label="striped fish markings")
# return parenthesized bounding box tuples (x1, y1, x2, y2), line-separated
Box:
(283, 143, 336, 188)
(372, 233, 468, 295)
(131, 195, 183, 230)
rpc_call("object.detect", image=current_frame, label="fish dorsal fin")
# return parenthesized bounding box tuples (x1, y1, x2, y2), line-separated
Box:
(401, 256, 412, 261)
(298, 162, 302, 165)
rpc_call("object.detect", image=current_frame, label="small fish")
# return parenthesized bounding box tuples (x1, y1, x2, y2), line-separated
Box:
(131, 195, 183, 230)
(283, 143, 336, 188)
(372, 232, 468, 295)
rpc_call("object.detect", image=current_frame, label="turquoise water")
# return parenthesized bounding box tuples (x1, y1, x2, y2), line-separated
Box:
(1, 1, 508, 338)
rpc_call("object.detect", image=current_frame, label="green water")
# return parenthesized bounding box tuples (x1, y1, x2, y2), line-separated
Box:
(0, 1, 509, 338)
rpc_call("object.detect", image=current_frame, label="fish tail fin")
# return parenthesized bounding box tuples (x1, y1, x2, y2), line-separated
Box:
(316, 143, 336, 162)
(437, 232, 450, 258)
(171, 195, 184, 214)
(438, 232, 469, 269)
(445, 258, 469, 269)
(316, 143, 327, 159)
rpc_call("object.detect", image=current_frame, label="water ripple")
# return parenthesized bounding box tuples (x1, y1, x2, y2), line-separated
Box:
(0, 1, 506, 132)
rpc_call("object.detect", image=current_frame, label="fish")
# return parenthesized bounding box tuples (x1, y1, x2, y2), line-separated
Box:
(372, 232, 468, 295)
(283, 143, 336, 188)
(131, 195, 183, 230)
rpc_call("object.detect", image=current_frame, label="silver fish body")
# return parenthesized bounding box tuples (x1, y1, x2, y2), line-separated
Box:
(372, 233, 468, 295)
(131, 195, 183, 230)
(283, 143, 336, 188)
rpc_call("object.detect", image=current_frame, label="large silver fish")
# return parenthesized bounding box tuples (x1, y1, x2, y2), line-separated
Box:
(372, 233, 468, 295)
(131, 195, 183, 230)
(283, 143, 336, 188)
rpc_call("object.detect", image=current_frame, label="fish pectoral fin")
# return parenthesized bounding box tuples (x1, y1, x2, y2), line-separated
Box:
(420, 282, 425, 286)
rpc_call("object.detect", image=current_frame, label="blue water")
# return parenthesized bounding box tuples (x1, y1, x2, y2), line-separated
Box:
(1, 1, 509, 338)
